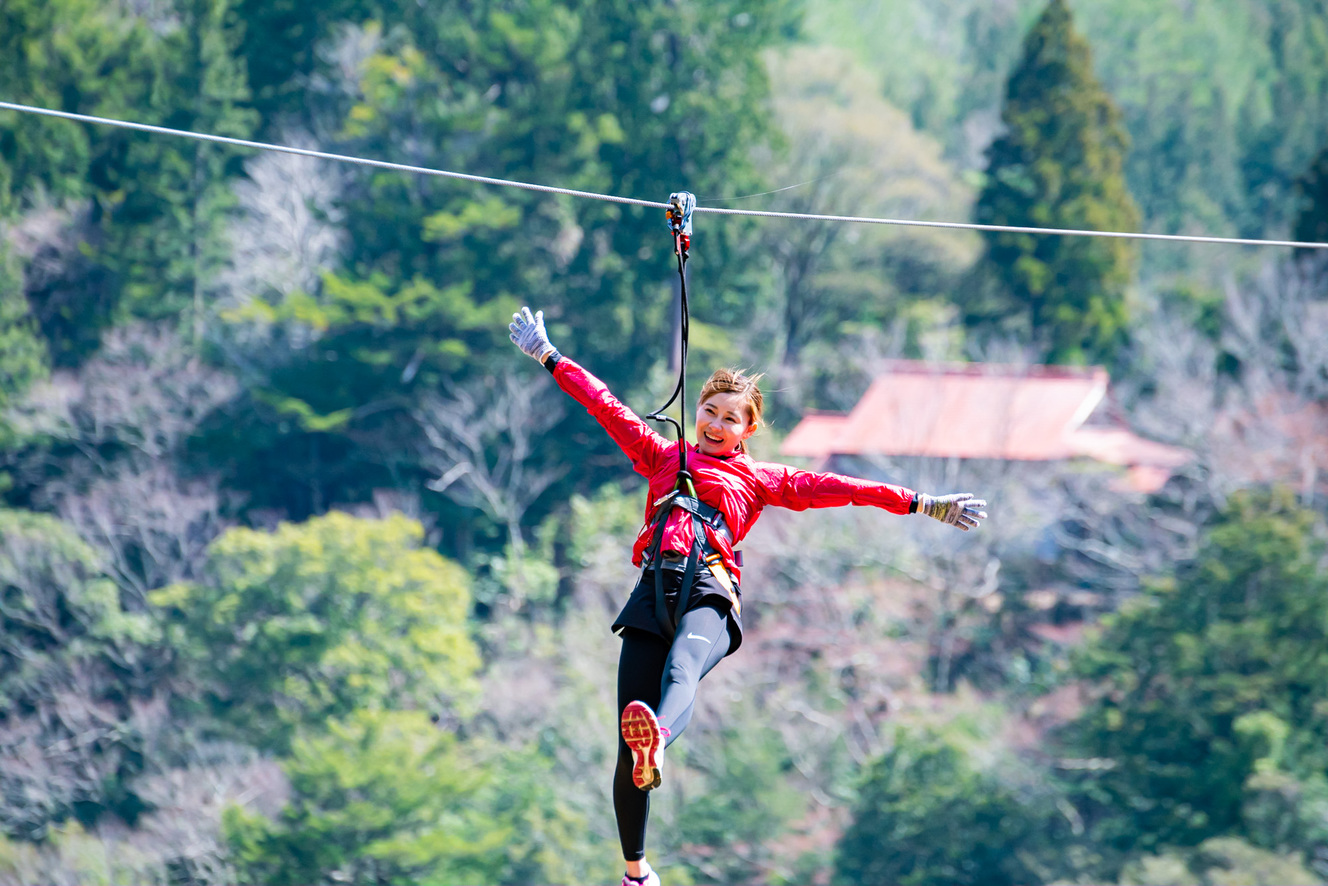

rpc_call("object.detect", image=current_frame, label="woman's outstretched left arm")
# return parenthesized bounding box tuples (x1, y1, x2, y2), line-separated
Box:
(758, 463, 988, 531)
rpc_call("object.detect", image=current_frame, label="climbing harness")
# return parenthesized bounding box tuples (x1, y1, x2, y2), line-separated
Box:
(642, 193, 740, 639)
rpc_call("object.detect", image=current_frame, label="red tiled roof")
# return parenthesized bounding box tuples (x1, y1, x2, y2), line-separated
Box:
(781, 360, 1190, 491)
(782, 413, 852, 458)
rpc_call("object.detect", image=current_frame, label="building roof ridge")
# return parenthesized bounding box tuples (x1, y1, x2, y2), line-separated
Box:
(875, 358, 1108, 381)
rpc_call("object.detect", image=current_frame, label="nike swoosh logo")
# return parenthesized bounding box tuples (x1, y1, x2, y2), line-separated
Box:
(686, 633, 712, 643)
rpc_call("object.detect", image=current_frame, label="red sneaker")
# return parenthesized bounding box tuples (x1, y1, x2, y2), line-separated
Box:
(621, 701, 669, 791)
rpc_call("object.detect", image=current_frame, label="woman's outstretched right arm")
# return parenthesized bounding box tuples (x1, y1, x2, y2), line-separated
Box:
(510, 306, 670, 476)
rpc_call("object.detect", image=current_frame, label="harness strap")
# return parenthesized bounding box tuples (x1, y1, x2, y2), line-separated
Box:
(648, 493, 730, 542)
(646, 487, 735, 639)
(644, 190, 729, 639)
(652, 512, 711, 640)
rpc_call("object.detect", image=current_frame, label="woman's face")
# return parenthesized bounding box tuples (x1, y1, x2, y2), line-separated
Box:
(695, 391, 756, 456)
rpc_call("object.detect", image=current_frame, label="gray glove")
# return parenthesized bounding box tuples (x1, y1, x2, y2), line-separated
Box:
(509, 306, 558, 364)
(916, 493, 988, 531)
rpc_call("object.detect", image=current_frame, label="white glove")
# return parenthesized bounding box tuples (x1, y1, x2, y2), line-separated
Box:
(916, 493, 988, 531)
(509, 306, 559, 364)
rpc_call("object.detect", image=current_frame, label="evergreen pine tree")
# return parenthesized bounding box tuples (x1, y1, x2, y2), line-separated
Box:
(101, 0, 256, 334)
(969, 0, 1139, 365)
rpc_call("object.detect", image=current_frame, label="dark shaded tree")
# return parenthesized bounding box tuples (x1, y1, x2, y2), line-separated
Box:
(834, 725, 1060, 886)
(233, 0, 365, 128)
(96, 0, 256, 336)
(1061, 490, 1328, 866)
(1294, 143, 1328, 260)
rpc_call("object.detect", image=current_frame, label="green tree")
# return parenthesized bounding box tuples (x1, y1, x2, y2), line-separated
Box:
(834, 724, 1061, 886)
(0, 0, 153, 363)
(232, 0, 364, 127)
(223, 711, 503, 886)
(1062, 490, 1328, 862)
(1234, 0, 1328, 239)
(968, 0, 1140, 365)
(1117, 837, 1322, 886)
(223, 710, 595, 886)
(330, 0, 789, 376)
(761, 44, 977, 369)
(152, 512, 480, 752)
(0, 0, 148, 211)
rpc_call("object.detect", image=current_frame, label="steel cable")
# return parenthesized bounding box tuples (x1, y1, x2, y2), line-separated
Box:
(3, 99, 1327, 250)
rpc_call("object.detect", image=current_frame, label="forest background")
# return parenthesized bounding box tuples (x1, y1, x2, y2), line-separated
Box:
(2, 0, 1328, 883)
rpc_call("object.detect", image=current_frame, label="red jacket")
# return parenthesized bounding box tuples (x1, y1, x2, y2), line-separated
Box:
(553, 358, 917, 583)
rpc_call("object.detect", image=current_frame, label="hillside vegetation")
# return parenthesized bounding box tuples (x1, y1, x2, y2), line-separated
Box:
(2, 0, 1327, 883)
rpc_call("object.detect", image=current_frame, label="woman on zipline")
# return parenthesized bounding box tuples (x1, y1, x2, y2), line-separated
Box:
(509, 306, 987, 886)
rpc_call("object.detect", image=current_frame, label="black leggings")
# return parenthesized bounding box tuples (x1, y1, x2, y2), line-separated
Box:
(614, 603, 732, 861)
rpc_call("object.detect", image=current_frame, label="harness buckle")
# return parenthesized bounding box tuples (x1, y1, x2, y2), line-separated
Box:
(652, 490, 679, 510)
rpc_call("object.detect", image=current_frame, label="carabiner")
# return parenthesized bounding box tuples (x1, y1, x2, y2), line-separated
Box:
(667, 191, 695, 258)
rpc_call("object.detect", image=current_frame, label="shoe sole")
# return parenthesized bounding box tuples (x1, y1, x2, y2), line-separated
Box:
(621, 701, 664, 791)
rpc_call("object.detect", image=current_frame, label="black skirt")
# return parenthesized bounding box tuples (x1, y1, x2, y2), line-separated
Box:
(612, 563, 744, 654)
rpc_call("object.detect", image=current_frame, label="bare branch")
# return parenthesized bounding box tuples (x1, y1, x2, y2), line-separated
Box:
(223, 138, 345, 306)
(414, 370, 566, 552)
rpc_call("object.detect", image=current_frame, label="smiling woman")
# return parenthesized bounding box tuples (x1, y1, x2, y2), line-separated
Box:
(694, 368, 764, 456)
(508, 304, 988, 886)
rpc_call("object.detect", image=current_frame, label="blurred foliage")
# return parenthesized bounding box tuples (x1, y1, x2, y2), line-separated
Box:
(671, 721, 804, 884)
(224, 710, 596, 886)
(759, 44, 977, 367)
(152, 512, 480, 752)
(1061, 490, 1328, 870)
(807, 0, 1328, 252)
(0, 0, 255, 364)
(835, 720, 1066, 886)
(0, 244, 46, 454)
(1295, 143, 1328, 253)
(223, 710, 492, 885)
(0, 510, 164, 839)
(1117, 836, 1322, 886)
(0, 820, 170, 886)
(968, 0, 1140, 365)
(834, 492, 1328, 885)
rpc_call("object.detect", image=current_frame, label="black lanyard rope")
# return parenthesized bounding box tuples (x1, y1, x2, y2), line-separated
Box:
(646, 191, 696, 495)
